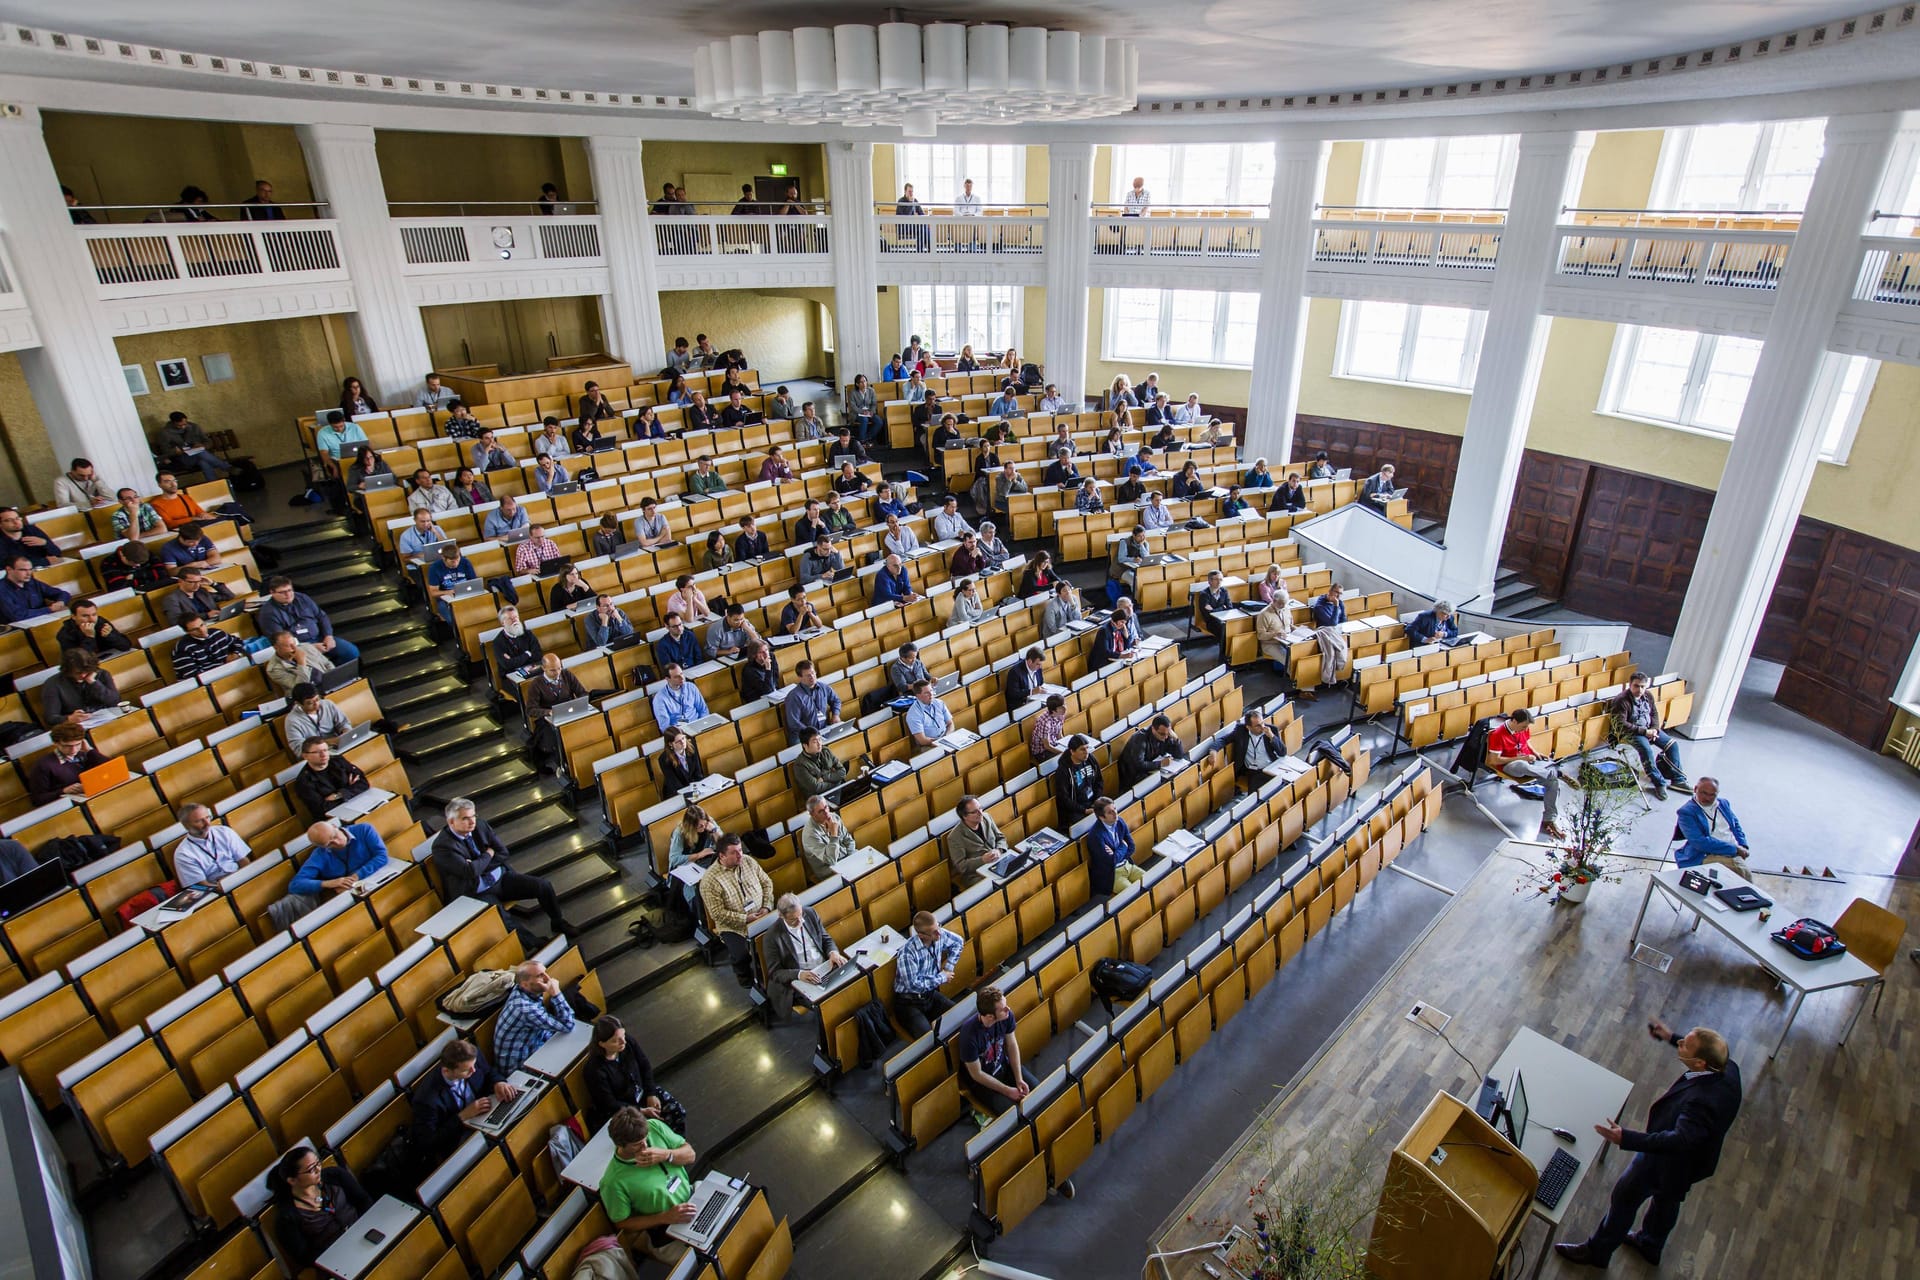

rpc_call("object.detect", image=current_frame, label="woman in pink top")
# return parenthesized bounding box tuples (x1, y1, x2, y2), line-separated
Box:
(664, 574, 712, 623)
(758, 447, 793, 482)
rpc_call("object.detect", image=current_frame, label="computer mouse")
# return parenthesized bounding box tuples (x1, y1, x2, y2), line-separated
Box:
(1551, 1127, 1577, 1143)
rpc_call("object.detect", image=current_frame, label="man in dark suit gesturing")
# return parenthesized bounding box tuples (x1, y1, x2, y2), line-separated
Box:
(1555, 1019, 1743, 1267)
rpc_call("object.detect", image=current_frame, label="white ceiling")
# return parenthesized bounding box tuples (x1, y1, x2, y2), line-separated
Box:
(0, 1, 1888, 102)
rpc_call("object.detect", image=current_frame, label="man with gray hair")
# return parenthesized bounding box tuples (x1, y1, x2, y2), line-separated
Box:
(429, 797, 571, 936)
(799, 795, 858, 882)
(491, 959, 576, 1075)
(1404, 599, 1459, 648)
(764, 892, 848, 1020)
(172, 803, 252, 886)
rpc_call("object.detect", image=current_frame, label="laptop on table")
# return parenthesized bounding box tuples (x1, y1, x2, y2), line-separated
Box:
(0, 860, 68, 920)
(667, 1173, 752, 1250)
(317, 659, 362, 693)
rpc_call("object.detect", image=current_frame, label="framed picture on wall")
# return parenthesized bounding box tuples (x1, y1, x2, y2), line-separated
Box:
(122, 364, 150, 397)
(157, 358, 194, 390)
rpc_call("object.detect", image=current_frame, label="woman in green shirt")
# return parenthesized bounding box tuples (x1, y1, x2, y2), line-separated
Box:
(599, 1106, 698, 1261)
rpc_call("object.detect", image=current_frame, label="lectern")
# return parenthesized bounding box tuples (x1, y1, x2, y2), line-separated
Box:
(1367, 1091, 1536, 1280)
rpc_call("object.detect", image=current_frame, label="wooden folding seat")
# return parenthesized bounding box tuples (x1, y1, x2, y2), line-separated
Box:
(64, 1029, 182, 1170)
(302, 896, 390, 989)
(154, 1085, 270, 1226)
(69, 930, 185, 1035)
(232, 936, 331, 1041)
(155, 982, 258, 1095)
(222, 787, 303, 854)
(313, 980, 416, 1095)
(243, 1031, 349, 1148)
(713, 1190, 779, 1280)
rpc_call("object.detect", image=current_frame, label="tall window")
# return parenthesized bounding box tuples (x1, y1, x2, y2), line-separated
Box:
(1601, 325, 1872, 460)
(1109, 145, 1276, 208)
(1103, 289, 1258, 367)
(895, 145, 1025, 205)
(1650, 119, 1825, 211)
(1357, 135, 1518, 208)
(1334, 302, 1485, 391)
(900, 285, 1020, 355)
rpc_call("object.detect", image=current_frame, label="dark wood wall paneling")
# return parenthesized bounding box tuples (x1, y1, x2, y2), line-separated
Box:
(1297, 419, 1920, 750)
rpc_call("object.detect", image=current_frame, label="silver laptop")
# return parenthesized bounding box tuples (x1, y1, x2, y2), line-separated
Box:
(361, 473, 400, 491)
(540, 695, 593, 721)
(667, 1173, 752, 1250)
(932, 672, 960, 696)
(500, 526, 533, 545)
(447, 578, 490, 599)
(832, 453, 859, 468)
(334, 721, 376, 752)
(466, 1079, 541, 1136)
(413, 539, 457, 561)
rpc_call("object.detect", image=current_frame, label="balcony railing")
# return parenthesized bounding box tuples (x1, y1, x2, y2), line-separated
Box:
(1553, 224, 1793, 292)
(78, 221, 348, 297)
(652, 215, 831, 258)
(877, 216, 1044, 256)
(1311, 219, 1501, 271)
(1090, 216, 1263, 259)
(392, 216, 605, 270)
(1852, 235, 1920, 309)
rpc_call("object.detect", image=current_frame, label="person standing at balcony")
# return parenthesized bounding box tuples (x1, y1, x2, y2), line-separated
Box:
(1123, 176, 1150, 217)
(537, 183, 561, 215)
(954, 178, 983, 216)
(242, 179, 285, 221)
(156, 186, 219, 223)
(652, 185, 680, 217)
(896, 183, 929, 251)
(61, 186, 95, 224)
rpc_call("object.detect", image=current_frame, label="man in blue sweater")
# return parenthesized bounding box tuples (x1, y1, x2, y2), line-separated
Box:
(1674, 778, 1752, 880)
(259, 576, 361, 663)
(269, 820, 389, 930)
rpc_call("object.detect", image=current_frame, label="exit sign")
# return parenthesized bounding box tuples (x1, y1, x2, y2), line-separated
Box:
(769, 163, 789, 177)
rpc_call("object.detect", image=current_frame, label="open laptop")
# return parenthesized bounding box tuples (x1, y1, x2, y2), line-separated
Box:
(447, 577, 490, 599)
(317, 658, 362, 693)
(611, 540, 642, 559)
(831, 453, 860, 469)
(499, 526, 533, 545)
(546, 481, 583, 496)
(334, 721, 376, 752)
(931, 671, 961, 696)
(537, 554, 573, 577)
(466, 1078, 542, 1136)
(360, 473, 400, 491)
(412, 539, 457, 562)
(79, 755, 130, 796)
(667, 1173, 752, 1250)
(539, 695, 593, 721)
(210, 599, 249, 621)
(0, 860, 67, 920)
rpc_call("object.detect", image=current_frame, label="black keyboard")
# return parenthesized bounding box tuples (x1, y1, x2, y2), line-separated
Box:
(1534, 1148, 1581, 1210)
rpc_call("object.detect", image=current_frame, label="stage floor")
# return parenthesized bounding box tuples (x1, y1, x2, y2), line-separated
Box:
(1151, 842, 1916, 1280)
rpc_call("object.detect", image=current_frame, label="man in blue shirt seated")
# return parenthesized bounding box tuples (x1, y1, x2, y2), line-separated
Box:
(482, 494, 529, 539)
(397, 507, 449, 559)
(0, 554, 70, 622)
(160, 522, 221, 575)
(892, 910, 964, 1037)
(651, 612, 703, 673)
(988, 387, 1021, 418)
(1674, 778, 1752, 880)
(425, 544, 477, 623)
(649, 663, 710, 729)
(1044, 447, 1081, 489)
(1404, 600, 1459, 648)
(872, 553, 921, 607)
(781, 660, 842, 743)
(0, 508, 65, 568)
(490, 958, 577, 1075)
(962, 986, 1038, 1118)
(584, 595, 635, 648)
(1308, 583, 1348, 688)
(270, 820, 388, 930)
(904, 679, 955, 747)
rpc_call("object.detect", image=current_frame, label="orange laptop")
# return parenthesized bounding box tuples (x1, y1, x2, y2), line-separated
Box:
(79, 755, 131, 797)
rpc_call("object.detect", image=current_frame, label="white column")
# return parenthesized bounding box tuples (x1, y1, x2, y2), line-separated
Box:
(0, 106, 164, 493)
(1044, 145, 1094, 405)
(1433, 131, 1591, 607)
(296, 123, 433, 404)
(587, 136, 666, 370)
(1667, 112, 1902, 739)
(826, 142, 881, 385)
(1242, 139, 1329, 464)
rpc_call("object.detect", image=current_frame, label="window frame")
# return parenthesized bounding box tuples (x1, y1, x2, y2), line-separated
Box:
(1648, 119, 1826, 212)
(894, 145, 1026, 206)
(896, 285, 1023, 357)
(1099, 288, 1259, 369)
(1108, 144, 1275, 209)
(1355, 135, 1518, 210)
(1598, 324, 1872, 463)
(1331, 300, 1486, 393)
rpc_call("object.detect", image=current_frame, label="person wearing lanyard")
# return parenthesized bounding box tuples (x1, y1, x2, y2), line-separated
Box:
(430, 797, 570, 935)
(782, 660, 842, 743)
(893, 910, 965, 1036)
(599, 1105, 699, 1264)
(1228, 708, 1285, 785)
(172, 803, 252, 885)
(765, 893, 848, 1021)
(905, 680, 955, 748)
(649, 664, 710, 729)
(1087, 797, 1135, 895)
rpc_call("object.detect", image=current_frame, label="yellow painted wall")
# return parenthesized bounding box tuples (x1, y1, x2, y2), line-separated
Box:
(111, 315, 355, 470)
(1322, 141, 1363, 206)
(641, 142, 826, 208)
(1575, 130, 1664, 209)
(377, 131, 591, 209)
(44, 113, 313, 214)
(421, 297, 607, 374)
(657, 289, 828, 380)
(0, 353, 58, 506)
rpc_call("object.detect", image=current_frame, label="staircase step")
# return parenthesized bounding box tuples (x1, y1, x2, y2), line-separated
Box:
(366, 649, 462, 689)
(472, 777, 576, 825)
(399, 717, 510, 762)
(418, 753, 539, 804)
(324, 598, 410, 628)
(380, 675, 477, 716)
(592, 936, 700, 1000)
(509, 829, 609, 879)
(610, 967, 757, 1070)
(493, 803, 582, 851)
(546, 869, 635, 917)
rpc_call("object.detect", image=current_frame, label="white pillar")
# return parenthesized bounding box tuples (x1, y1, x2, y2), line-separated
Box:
(1242, 139, 1329, 464)
(296, 123, 433, 404)
(0, 106, 164, 494)
(1433, 131, 1591, 607)
(587, 136, 666, 370)
(1044, 145, 1094, 405)
(826, 142, 881, 385)
(1667, 112, 1902, 739)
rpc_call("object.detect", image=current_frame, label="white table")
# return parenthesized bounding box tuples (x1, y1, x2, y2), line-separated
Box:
(522, 1021, 594, 1080)
(828, 845, 889, 882)
(314, 1195, 420, 1279)
(791, 923, 908, 1005)
(1489, 1027, 1634, 1280)
(1628, 867, 1881, 1057)
(560, 1120, 616, 1193)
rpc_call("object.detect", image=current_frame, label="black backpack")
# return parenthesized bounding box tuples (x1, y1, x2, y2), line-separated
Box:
(37, 833, 122, 873)
(853, 999, 897, 1067)
(1089, 957, 1152, 1013)
(1452, 717, 1496, 779)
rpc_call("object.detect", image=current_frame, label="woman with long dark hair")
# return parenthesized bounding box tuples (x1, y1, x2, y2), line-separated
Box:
(339, 376, 378, 418)
(265, 1146, 372, 1272)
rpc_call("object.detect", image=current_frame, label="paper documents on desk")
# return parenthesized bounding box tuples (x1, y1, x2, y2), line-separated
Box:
(870, 761, 911, 783)
(330, 787, 396, 821)
(1337, 619, 1371, 634)
(79, 707, 131, 730)
(1283, 626, 1317, 643)
(936, 729, 982, 752)
(1361, 614, 1398, 627)
(1139, 636, 1173, 652)
(669, 863, 707, 887)
(1264, 755, 1310, 780)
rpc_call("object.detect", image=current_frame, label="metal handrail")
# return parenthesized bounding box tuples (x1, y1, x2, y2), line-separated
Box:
(1564, 205, 1805, 216)
(1870, 209, 1920, 221)
(71, 201, 332, 224)
(875, 202, 1049, 213)
(386, 200, 602, 216)
(1317, 203, 1508, 213)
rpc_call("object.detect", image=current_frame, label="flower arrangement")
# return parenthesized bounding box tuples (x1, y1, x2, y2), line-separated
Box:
(1202, 1133, 1388, 1280)
(1515, 751, 1638, 904)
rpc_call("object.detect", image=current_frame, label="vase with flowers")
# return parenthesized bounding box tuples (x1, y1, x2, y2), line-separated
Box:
(1515, 751, 1635, 906)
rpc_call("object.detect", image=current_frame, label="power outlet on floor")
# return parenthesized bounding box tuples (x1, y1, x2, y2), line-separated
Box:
(1406, 1000, 1452, 1034)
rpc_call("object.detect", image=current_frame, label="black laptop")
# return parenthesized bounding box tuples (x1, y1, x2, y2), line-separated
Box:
(0, 860, 68, 920)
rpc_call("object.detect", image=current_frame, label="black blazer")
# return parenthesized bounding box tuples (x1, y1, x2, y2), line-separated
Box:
(1620, 1063, 1743, 1192)
(1055, 758, 1101, 827)
(1271, 483, 1308, 513)
(292, 759, 369, 821)
(657, 744, 704, 794)
(735, 531, 770, 561)
(493, 629, 543, 675)
(429, 820, 512, 902)
(410, 1051, 503, 1166)
(1228, 722, 1282, 776)
(1171, 475, 1204, 500)
(583, 1041, 662, 1134)
(1004, 661, 1042, 711)
(739, 659, 781, 703)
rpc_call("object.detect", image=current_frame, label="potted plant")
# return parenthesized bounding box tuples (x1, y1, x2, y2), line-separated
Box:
(1515, 751, 1635, 905)
(1200, 1134, 1388, 1279)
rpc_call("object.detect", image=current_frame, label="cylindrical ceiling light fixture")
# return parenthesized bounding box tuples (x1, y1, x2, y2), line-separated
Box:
(833, 24, 880, 94)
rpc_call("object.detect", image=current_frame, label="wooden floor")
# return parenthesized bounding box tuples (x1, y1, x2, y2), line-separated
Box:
(1152, 844, 1918, 1280)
